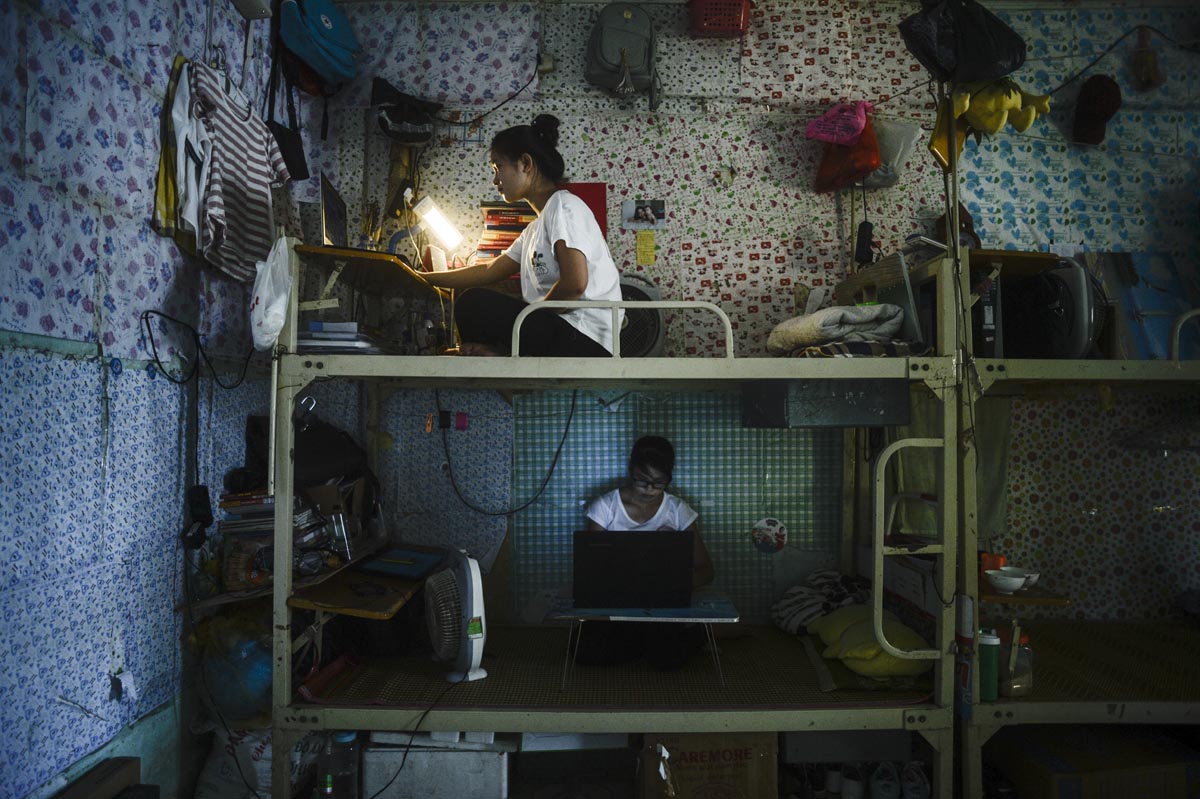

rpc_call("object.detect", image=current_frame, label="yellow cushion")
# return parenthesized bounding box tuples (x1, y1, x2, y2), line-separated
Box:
(840, 650, 934, 678)
(808, 604, 892, 646)
(838, 619, 929, 660)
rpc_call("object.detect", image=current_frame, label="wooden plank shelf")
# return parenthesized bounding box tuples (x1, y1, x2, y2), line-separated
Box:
(979, 586, 1070, 606)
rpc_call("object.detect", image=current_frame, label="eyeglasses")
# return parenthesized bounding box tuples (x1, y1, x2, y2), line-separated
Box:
(632, 477, 669, 490)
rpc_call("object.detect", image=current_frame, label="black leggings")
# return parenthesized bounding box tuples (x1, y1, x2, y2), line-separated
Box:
(454, 288, 612, 357)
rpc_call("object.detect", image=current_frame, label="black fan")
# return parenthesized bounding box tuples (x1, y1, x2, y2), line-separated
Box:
(619, 274, 665, 357)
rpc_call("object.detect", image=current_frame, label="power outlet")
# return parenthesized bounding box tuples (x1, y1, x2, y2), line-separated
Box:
(537, 52, 555, 75)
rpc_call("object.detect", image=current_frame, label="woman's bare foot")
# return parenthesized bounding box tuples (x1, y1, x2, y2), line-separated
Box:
(458, 342, 504, 356)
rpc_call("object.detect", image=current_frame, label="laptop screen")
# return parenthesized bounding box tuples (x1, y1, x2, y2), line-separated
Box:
(320, 173, 348, 248)
(572, 530, 694, 609)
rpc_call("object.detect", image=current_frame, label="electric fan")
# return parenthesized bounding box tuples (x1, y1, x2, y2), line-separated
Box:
(619, 274, 666, 357)
(424, 549, 488, 682)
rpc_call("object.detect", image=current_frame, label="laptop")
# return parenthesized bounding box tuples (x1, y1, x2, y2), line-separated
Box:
(319, 173, 350, 247)
(572, 530, 694, 609)
(319, 173, 409, 261)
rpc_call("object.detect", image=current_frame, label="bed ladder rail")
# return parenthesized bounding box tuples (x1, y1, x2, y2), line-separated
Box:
(511, 299, 735, 358)
(871, 438, 944, 661)
(1170, 308, 1200, 361)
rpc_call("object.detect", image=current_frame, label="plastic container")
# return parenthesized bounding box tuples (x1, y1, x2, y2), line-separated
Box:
(318, 731, 359, 798)
(977, 629, 1000, 702)
(999, 633, 1034, 697)
(688, 0, 750, 37)
(327, 506, 353, 560)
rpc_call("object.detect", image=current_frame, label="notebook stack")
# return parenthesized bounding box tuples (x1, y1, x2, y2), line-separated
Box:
(476, 201, 535, 260)
(298, 320, 392, 354)
(218, 490, 325, 590)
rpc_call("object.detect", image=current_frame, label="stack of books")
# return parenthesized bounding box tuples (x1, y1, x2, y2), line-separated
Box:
(476, 201, 536, 260)
(298, 320, 391, 354)
(218, 490, 323, 541)
(218, 490, 326, 590)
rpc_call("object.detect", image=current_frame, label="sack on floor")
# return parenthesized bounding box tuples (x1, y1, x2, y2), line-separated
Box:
(193, 727, 322, 799)
(585, 3, 661, 110)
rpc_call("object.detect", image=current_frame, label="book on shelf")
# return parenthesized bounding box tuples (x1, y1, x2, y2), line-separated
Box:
(307, 320, 362, 333)
(479, 200, 534, 211)
(300, 331, 370, 342)
(297, 338, 392, 353)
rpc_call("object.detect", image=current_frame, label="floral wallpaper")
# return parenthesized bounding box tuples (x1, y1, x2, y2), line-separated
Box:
(1000, 390, 1200, 621)
(0, 0, 1198, 795)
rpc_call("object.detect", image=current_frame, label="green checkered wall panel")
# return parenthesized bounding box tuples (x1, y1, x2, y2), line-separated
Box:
(512, 391, 842, 622)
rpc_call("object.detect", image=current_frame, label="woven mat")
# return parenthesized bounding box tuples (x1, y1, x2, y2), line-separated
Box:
(303, 625, 931, 711)
(1023, 618, 1200, 702)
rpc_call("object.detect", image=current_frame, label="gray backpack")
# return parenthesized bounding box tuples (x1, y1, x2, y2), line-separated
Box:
(585, 4, 661, 110)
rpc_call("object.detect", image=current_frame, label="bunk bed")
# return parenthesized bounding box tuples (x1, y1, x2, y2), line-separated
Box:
(952, 249, 1200, 799)
(265, 245, 963, 797)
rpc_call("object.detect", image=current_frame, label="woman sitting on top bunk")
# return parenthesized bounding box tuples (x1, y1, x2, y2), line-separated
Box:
(423, 114, 623, 357)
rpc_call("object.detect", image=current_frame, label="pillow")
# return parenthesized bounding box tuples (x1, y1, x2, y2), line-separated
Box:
(840, 650, 934, 678)
(770, 571, 871, 635)
(808, 604, 895, 647)
(838, 618, 930, 660)
(770, 585, 851, 635)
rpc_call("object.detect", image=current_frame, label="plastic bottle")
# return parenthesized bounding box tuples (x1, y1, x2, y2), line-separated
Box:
(317, 731, 359, 798)
(977, 629, 1000, 702)
(1000, 633, 1034, 697)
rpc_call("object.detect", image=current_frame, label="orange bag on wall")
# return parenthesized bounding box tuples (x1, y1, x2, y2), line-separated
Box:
(814, 117, 882, 193)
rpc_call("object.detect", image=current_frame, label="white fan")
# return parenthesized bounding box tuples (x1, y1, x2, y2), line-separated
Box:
(424, 549, 488, 682)
(619, 274, 666, 357)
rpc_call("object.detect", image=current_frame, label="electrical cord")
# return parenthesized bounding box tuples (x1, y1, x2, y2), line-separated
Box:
(365, 676, 466, 799)
(1049, 24, 1200, 97)
(437, 389, 577, 516)
(140, 309, 256, 388)
(181, 557, 266, 799)
(433, 61, 538, 130)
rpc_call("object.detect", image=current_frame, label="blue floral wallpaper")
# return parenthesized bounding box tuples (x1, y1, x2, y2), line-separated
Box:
(1, 0, 1197, 796)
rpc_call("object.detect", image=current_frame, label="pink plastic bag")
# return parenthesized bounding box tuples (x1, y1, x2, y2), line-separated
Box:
(805, 101, 875, 145)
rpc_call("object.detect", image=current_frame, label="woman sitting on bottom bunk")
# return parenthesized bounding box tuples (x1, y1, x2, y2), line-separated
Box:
(423, 114, 622, 357)
(575, 436, 715, 670)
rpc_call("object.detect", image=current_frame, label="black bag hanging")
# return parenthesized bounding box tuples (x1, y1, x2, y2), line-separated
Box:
(265, 0, 309, 179)
(899, 0, 1026, 83)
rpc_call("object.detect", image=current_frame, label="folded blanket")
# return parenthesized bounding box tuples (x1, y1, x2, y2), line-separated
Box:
(788, 340, 913, 358)
(767, 303, 904, 354)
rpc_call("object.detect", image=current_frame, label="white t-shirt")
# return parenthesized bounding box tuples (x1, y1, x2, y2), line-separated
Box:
(585, 489, 699, 532)
(503, 190, 622, 352)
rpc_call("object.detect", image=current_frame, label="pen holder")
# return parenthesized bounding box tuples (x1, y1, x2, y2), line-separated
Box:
(328, 510, 354, 560)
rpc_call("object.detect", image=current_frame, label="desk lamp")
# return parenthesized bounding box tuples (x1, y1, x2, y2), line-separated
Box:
(412, 196, 463, 271)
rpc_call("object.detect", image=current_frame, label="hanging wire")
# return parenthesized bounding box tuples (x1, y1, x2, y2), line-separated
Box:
(1049, 25, 1200, 97)
(433, 63, 539, 130)
(437, 389, 577, 516)
(140, 310, 256, 388)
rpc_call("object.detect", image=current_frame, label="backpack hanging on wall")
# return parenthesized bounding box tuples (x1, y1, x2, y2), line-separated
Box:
(585, 3, 661, 110)
(279, 0, 360, 88)
(276, 0, 360, 139)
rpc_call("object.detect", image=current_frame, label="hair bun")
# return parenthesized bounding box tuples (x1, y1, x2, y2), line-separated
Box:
(531, 114, 560, 149)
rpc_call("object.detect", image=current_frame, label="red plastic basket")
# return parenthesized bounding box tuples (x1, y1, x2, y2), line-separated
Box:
(688, 0, 750, 37)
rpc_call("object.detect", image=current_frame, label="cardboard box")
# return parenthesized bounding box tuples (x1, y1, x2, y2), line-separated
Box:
(986, 725, 1200, 799)
(54, 757, 140, 799)
(642, 733, 777, 799)
(363, 743, 508, 798)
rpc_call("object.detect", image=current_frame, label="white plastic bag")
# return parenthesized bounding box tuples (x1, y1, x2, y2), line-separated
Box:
(250, 236, 295, 351)
(192, 727, 321, 799)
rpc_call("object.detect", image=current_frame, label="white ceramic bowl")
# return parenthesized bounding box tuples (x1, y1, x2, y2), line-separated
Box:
(985, 569, 1026, 594)
(1000, 566, 1039, 589)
